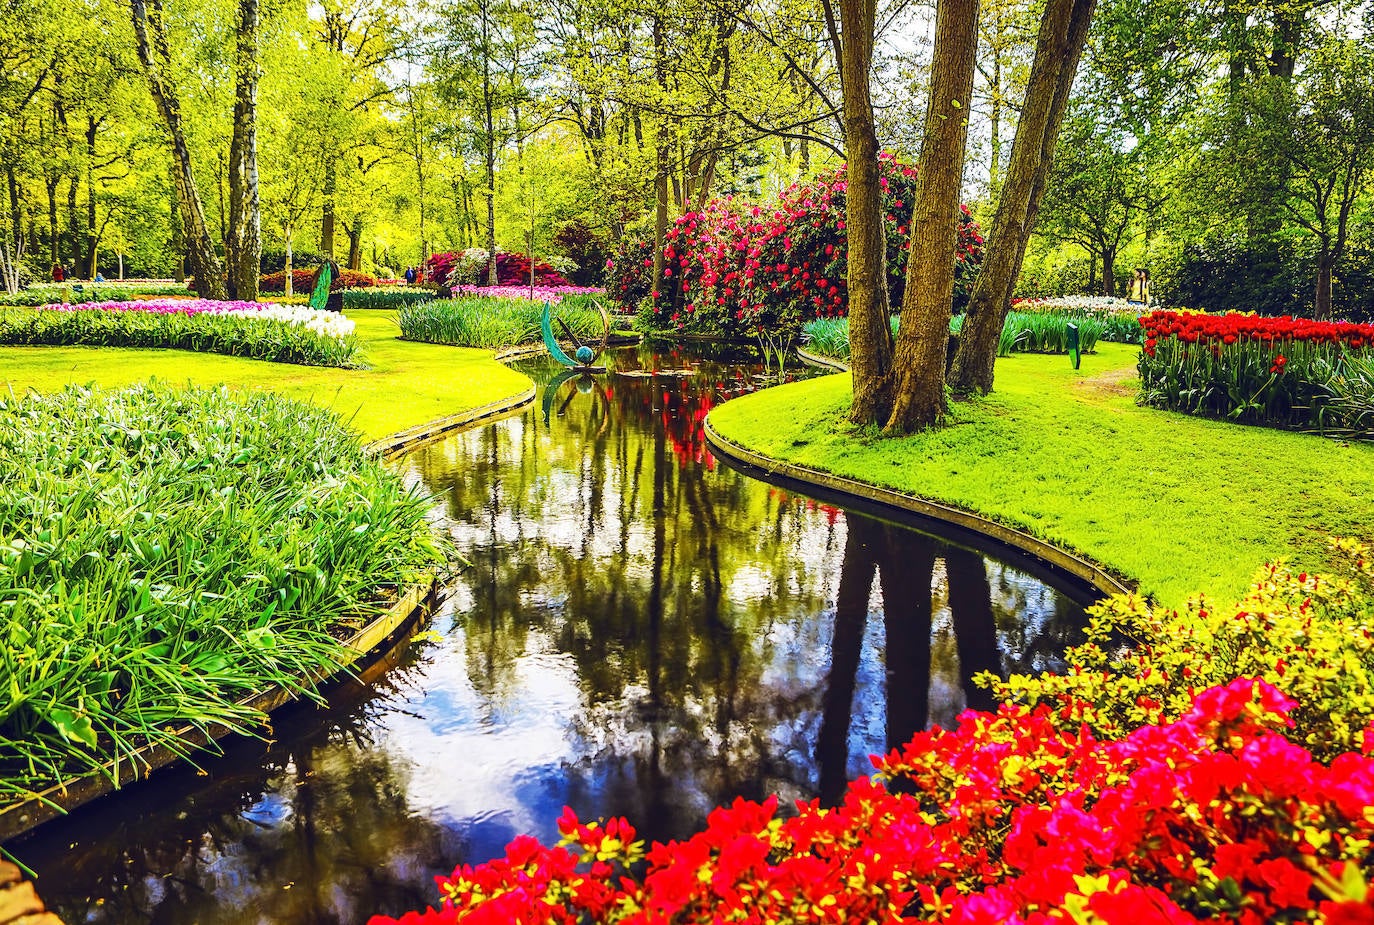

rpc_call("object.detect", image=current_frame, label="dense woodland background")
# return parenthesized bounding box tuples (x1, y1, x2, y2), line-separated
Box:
(0, 0, 1371, 317)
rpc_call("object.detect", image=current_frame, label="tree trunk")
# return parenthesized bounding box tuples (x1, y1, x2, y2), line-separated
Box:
(284, 222, 294, 297)
(225, 0, 261, 301)
(1314, 253, 1333, 321)
(482, 1, 498, 287)
(883, 0, 981, 435)
(66, 177, 80, 271)
(651, 14, 670, 304)
(321, 158, 336, 261)
(839, 0, 894, 425)
(347, 221, 362, 270)
(85, 118, 99, 278)
(45, 177, 58, 265)
(1101, 244, 1116, 297)
(947, 0, 1095, 394)
(130, 0, 225, 299)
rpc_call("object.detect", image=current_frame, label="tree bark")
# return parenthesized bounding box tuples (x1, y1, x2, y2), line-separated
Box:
(284, 222, 294, 297)
(321, 158, 337, 261)
(883, 0, 981, 434)
(651, 14, 670, 305)
(347, 221, 363, 270)
(226, 0, 261, 301)
(948, 0, 1095, 394)
(130, 0, 226, 299)
(839, 0, 894, 425)
(1314, 253, 1333, 321)
(1101, 243, 1116, 297)
(85, 117, 99, 278)
(482, 0, 498, 286)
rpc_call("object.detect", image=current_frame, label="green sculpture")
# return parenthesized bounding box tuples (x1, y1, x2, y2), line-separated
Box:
(308, 261, 335, 311)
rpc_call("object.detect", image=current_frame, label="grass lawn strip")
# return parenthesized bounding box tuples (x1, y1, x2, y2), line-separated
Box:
(0, 311, 532, 441)
(708, 342, 1374, 606)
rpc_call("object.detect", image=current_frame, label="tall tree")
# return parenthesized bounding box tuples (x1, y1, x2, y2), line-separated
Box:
(947, 0, 1094, 395)
(836, 0, 895, 425)
(226, 0, 262, 300)
(882, 0, 981, 434)
(129, 0, 226, 299)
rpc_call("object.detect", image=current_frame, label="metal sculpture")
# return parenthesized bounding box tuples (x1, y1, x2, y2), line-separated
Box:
(541, 301, 611, 372)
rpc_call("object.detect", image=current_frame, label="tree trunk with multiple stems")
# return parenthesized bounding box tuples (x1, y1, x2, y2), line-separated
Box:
(129, 0, 226, 299)
(882, 0, 981, 435)
(838, 0, 894, 425)
(226, 0, 261, 301)
(947, 0, 1095, 394)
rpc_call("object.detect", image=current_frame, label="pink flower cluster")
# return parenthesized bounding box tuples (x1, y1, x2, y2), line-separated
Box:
(447, 285, 605, 305)
(53, 299, 268, 315)
(370, 679, 1374, 925)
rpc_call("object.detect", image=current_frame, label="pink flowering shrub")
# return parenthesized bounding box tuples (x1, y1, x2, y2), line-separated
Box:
(605, 154, 984, 340)
(368, 677, 1374, 924)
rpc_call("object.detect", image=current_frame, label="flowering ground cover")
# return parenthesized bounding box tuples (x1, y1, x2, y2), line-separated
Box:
(1139, 310, 1374, 435)
(373, 675, 1374, 924)
(0, 299, 360, 366)
(0, 312, 532, 441)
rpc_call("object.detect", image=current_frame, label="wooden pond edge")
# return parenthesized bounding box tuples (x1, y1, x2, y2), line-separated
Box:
(795, 345, 852, 372)
(0, 577, 438, 846)
(702, 418, 1134, 600)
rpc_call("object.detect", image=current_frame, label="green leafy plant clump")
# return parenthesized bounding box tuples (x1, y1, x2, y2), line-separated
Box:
(343, 288, 437, 311)
(0, 383, 444, 805)
(802, 311, 1103, 363)
(0, 304, 362, 367)
(396, 296, 604, 349)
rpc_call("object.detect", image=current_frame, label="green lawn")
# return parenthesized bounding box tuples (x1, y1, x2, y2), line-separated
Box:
(709, 342, 1374, 606)
(0, 311, 532, 441)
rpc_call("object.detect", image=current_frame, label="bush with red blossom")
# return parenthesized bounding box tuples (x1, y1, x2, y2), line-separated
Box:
(423, 251, 570, 289)
(605, 154, 984, 341)
(258, 269, 377, 292)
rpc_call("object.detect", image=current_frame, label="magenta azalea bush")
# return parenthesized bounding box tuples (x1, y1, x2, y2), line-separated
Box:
(447, 285, 604, 304)
(605, 154, 984, 340)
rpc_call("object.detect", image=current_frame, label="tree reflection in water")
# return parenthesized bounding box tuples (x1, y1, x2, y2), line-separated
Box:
(20, 343, 1088, 924)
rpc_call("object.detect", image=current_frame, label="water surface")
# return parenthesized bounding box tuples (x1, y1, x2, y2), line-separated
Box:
(19, 343, 1090, 923)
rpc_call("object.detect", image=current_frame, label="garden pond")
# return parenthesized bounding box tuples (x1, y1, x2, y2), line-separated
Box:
(14, 342, 1094, 923)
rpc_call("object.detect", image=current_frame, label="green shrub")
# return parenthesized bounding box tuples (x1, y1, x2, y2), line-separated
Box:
(987, 537, 1374, 760)
(396, 297, 604, 349)
(0, 383, 443, 804)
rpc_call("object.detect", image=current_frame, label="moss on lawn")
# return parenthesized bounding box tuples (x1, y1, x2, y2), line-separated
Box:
(708, 343, 1374, 606)
(0, 311, 532, 441)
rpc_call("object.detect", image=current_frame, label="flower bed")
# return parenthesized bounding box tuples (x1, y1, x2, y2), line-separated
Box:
(1138, 310, 1374, 433)
(446, 284, 604, 304)
(423, 250, 571, 289)
(606, 153, 983, 341)
(371, 547, 1374, 924)
(1012, 296, 1144, 344)
(0, 299, 360, 367)
(259, 268, 377, 292)
(0, 282, 197, 306)
(0, 383, 442, 808)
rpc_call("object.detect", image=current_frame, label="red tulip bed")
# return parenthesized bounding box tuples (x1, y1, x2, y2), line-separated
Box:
(1138, 310, 1374, 432)
(371, 677, 1374, 925)
(604, 153, 984, 341)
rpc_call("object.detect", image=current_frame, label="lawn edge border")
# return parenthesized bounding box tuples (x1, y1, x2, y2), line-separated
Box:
(702, 415, 1133, 599)
(0, 577, 438, 845)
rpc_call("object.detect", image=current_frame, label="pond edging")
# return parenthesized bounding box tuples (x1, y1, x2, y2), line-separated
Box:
(0, 577, 438, 845)
(702, 416, 1133, 600)
(795, 345, 851, 372)
(365, 386, 537, 460)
